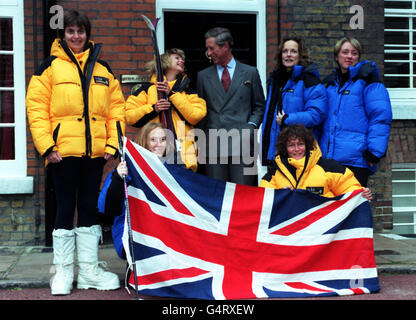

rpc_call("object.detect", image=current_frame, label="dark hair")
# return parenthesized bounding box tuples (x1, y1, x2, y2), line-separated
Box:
(276, 124, 316, 158)
(274, 36, 310, 70)
(58, 9, 91, 42)
(204, 27, 234, 48)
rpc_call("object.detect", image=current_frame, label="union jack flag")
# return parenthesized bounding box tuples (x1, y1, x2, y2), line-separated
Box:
(122, 138, 380, 299)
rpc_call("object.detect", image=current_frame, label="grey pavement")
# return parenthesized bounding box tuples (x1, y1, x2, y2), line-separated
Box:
(1, 233, 416, 289)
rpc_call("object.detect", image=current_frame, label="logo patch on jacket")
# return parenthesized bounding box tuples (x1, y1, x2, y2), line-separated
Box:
(306, 187, 324, 195)
(342, 90, 350, 95)
(94, 76, 109, 86)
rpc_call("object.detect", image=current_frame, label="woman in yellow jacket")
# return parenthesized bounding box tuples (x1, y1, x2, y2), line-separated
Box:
(26, 10, 125, 296)
(260, 124, 373, 200)
(126, 48, 207, 171)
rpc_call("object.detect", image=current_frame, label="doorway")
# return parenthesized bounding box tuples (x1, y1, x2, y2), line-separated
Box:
(163, 11, 257, 89)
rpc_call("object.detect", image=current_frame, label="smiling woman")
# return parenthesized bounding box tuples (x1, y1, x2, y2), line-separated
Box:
(125, 48, 207, 172)
(260, 37, 327, 166)
(320, 37, 392, 187)
(259, 124, 373, 200)
(64, 25, 87, 54)
(26, 9, 125, 296)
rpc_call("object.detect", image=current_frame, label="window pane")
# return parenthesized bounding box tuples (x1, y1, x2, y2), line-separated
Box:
(385, 61, 409, 74)
(385, 17, 409, 30)
(393, 196, 416, 207)
(0, 91, 14, 123)
(385, 1, 412, 9)
(384, 75, 409, 88)
(0, 18, 12, 51)
(385, 52, 410, 61)
(394, 182, 416, 195)
(0, 55, 14, 87)
(392, 211, 415, 235)
(0, 127, 15, 160)
(393, 170, 416, 180)
(385, 31, 409, 45)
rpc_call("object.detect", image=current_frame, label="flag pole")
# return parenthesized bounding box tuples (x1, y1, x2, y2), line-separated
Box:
(116, 122, 140, 300)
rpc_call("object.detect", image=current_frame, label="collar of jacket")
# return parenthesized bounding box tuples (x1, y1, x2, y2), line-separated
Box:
(291, 63, 320, 81)
(328, 60, 379, 85)
(275, 145, 322, 188)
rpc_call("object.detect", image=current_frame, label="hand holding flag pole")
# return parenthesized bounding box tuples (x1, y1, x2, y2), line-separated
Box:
(116, 122, 140, 300)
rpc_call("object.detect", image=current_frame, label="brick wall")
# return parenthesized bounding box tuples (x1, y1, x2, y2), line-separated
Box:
(278, 0, 384, 77)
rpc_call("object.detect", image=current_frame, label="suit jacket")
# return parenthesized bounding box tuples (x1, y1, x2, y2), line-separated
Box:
(197, 60, 265, 157)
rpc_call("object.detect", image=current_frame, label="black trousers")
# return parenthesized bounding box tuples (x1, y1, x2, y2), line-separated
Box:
(205, 156, 258, 186)
(346, 165, 372, 188)
(48, 157, 106, 230)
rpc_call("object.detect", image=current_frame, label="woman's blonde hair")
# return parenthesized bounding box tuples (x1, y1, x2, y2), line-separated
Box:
(145, 48, 186, 75)
(134, 122, 174, 156)
(334, 37, 361, 59)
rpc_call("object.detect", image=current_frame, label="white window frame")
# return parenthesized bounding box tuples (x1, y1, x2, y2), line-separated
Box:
(0, 0, 33, 194)
(155, 0, 267, 93)
(384, 0, 416, 119)
(392, 163, 416, 235)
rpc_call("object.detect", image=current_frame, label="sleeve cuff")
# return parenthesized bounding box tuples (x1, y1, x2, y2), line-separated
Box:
(363, 149, 381, 163)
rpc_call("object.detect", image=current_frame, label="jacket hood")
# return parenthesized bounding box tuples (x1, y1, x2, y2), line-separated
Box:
(325, 60, 380, 86)
(292, 63, 320, 80)
(275, 142, 322, 183)
(348, 60, 380, 80)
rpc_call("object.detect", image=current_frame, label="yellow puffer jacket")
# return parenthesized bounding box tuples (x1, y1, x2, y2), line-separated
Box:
(259, 144, 363, 197)
(126, 74, 206, 171)
(26, 39, 126, 161)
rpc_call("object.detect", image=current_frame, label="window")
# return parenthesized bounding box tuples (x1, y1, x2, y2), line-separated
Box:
(384, 0, 416, 118)
(392, 163, 416, 235)
(0, 1, 33, 194)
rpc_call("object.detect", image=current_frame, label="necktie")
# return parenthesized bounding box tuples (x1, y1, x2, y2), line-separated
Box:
(221, 65, 231, 92)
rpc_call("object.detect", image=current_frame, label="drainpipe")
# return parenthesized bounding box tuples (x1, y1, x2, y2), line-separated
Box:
(277, 0, 281, 45)
(32, 0, 41, 246)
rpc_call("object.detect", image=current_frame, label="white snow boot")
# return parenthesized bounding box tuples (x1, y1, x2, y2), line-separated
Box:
(75, 225, 120, 290)
(51, 228, 75, 295)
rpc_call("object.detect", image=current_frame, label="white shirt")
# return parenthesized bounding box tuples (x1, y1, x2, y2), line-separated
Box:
(216, 57, 236, 81)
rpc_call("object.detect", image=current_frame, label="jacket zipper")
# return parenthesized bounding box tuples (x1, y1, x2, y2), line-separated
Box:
(61, 41, 102, 157)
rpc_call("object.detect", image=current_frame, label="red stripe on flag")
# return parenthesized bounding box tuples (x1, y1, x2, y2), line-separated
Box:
(351, 288, 365, 295)
(221, 184, 265, 299)
(286, 282, 333, 293)
(131, 267, 210, 286)
(272, 190, 362, 236)
(126, 139, 194, 216)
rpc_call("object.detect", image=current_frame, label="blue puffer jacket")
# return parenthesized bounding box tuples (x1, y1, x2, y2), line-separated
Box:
(319, 60, 392, 173)
(98, 169, 129, 260)
(261, 63, 327, 164)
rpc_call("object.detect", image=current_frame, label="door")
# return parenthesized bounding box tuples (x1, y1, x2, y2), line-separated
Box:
(163, 11, 257, 89)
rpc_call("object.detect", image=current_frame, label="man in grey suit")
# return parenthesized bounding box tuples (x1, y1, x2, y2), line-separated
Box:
(197, 27, 265, 186)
